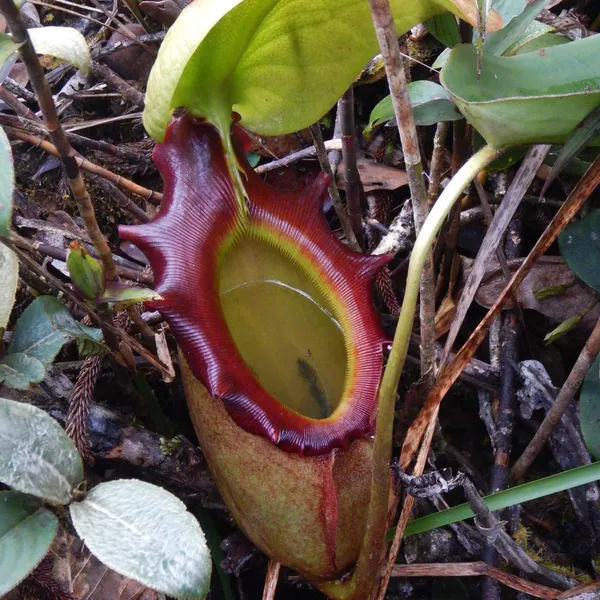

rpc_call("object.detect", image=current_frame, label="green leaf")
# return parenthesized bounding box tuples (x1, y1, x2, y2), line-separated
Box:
(28, 26, 90, 75)
(100, 282, 162, 307)
(441, 36, 600, 149)
(0, 353, 45, 390)
(245, 151, 260, 168)
(365, 80, 463, 134)
(0, 243, 18, 330)
(541, 106, 600, 197)
(0, 491, 58, 596)
(512, 31, 569, 55)
(485, 0, 546, 56)
(559, 209, 600, 293)
(0, 127, 14, 236)
(543, 314, 581, 345)
(432, 47, 452, 69)
(580, 356, 600, 460)
(424, 12, 460, 48)
(70, 479, 211, 600)
(67, 241, 105, 301)
(0, 33, 20, 83)
(143, 0, 499, 140)
(0, 396, 84, 505)
(490, 0, 527, 24)
(9, 295, 104, 364)
(503, 20, 557, 56)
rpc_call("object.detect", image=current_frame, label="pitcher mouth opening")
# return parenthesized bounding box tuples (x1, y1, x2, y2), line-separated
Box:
(119, 114, 390, 455)
(219, 234, 347, 420)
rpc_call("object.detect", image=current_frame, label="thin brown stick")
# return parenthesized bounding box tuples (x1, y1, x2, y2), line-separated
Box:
(5, 127, 162, 203)
(309, 123, 360, 251)
(0, 0, 119, 281)
(368, 0, 435, 389)
(401, 152, 600, 481)
(254, 138, 342, 174)
(427, 121, 450, 206)
(92, 31, 165, 60)
(339, 86, 364, 247)
(261, 560, 281, 600)
(391, 562, 561, 599)
(89, 60, 145, 108)
(511, 314, 600, 481)
(0, 85, 39, 121)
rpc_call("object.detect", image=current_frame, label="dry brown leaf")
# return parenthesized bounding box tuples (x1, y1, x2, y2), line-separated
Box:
(434, 294, 456, 339)
(469, 255, 600, 325)
(337, 158, 408, 192)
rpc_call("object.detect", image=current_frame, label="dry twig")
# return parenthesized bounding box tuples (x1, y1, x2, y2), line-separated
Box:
(261, 560, 281, 600)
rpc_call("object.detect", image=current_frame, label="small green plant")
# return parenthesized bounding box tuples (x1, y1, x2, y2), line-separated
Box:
(0, 396, 212, 598)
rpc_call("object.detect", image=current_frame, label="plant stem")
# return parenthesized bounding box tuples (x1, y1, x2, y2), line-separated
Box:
(339, 86, 365, 248)
(368, 0, 435, 388)
(0, 0, 118, 281)
(401, 461, 600, 537)
(427, 121, 450, 206)
(347, 144, 501, 599)
(309, 123, 360, 251)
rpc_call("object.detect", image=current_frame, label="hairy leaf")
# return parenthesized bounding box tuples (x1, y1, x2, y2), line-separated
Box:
(0, 491, 58, 596)
(70, 479, 211, 600)
(442, 35, 600, 148)
(0, 353, 45, 390)
(0, 243, 18, 330)
(0, 397, 84, 505)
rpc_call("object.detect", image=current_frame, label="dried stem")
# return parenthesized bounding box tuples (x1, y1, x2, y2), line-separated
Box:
(511, 314, 600, 481)
(261, 560, 281, 600)
(309, 123, 360, 251)
(0, 0, 118, 281)
(339, 86, 364, 247)
(89, 60, 145, 108)
(391, 562, 562, 599)
(255, 138, 342, 174)
(427, 121, 450, 206)
(368, 0, 435, 388)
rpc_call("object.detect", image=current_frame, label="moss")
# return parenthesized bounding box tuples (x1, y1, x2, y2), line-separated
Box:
(159, 436, 181, 456)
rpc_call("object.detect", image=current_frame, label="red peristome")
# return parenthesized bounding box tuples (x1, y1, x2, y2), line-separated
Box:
(120, 115, 390, 455)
